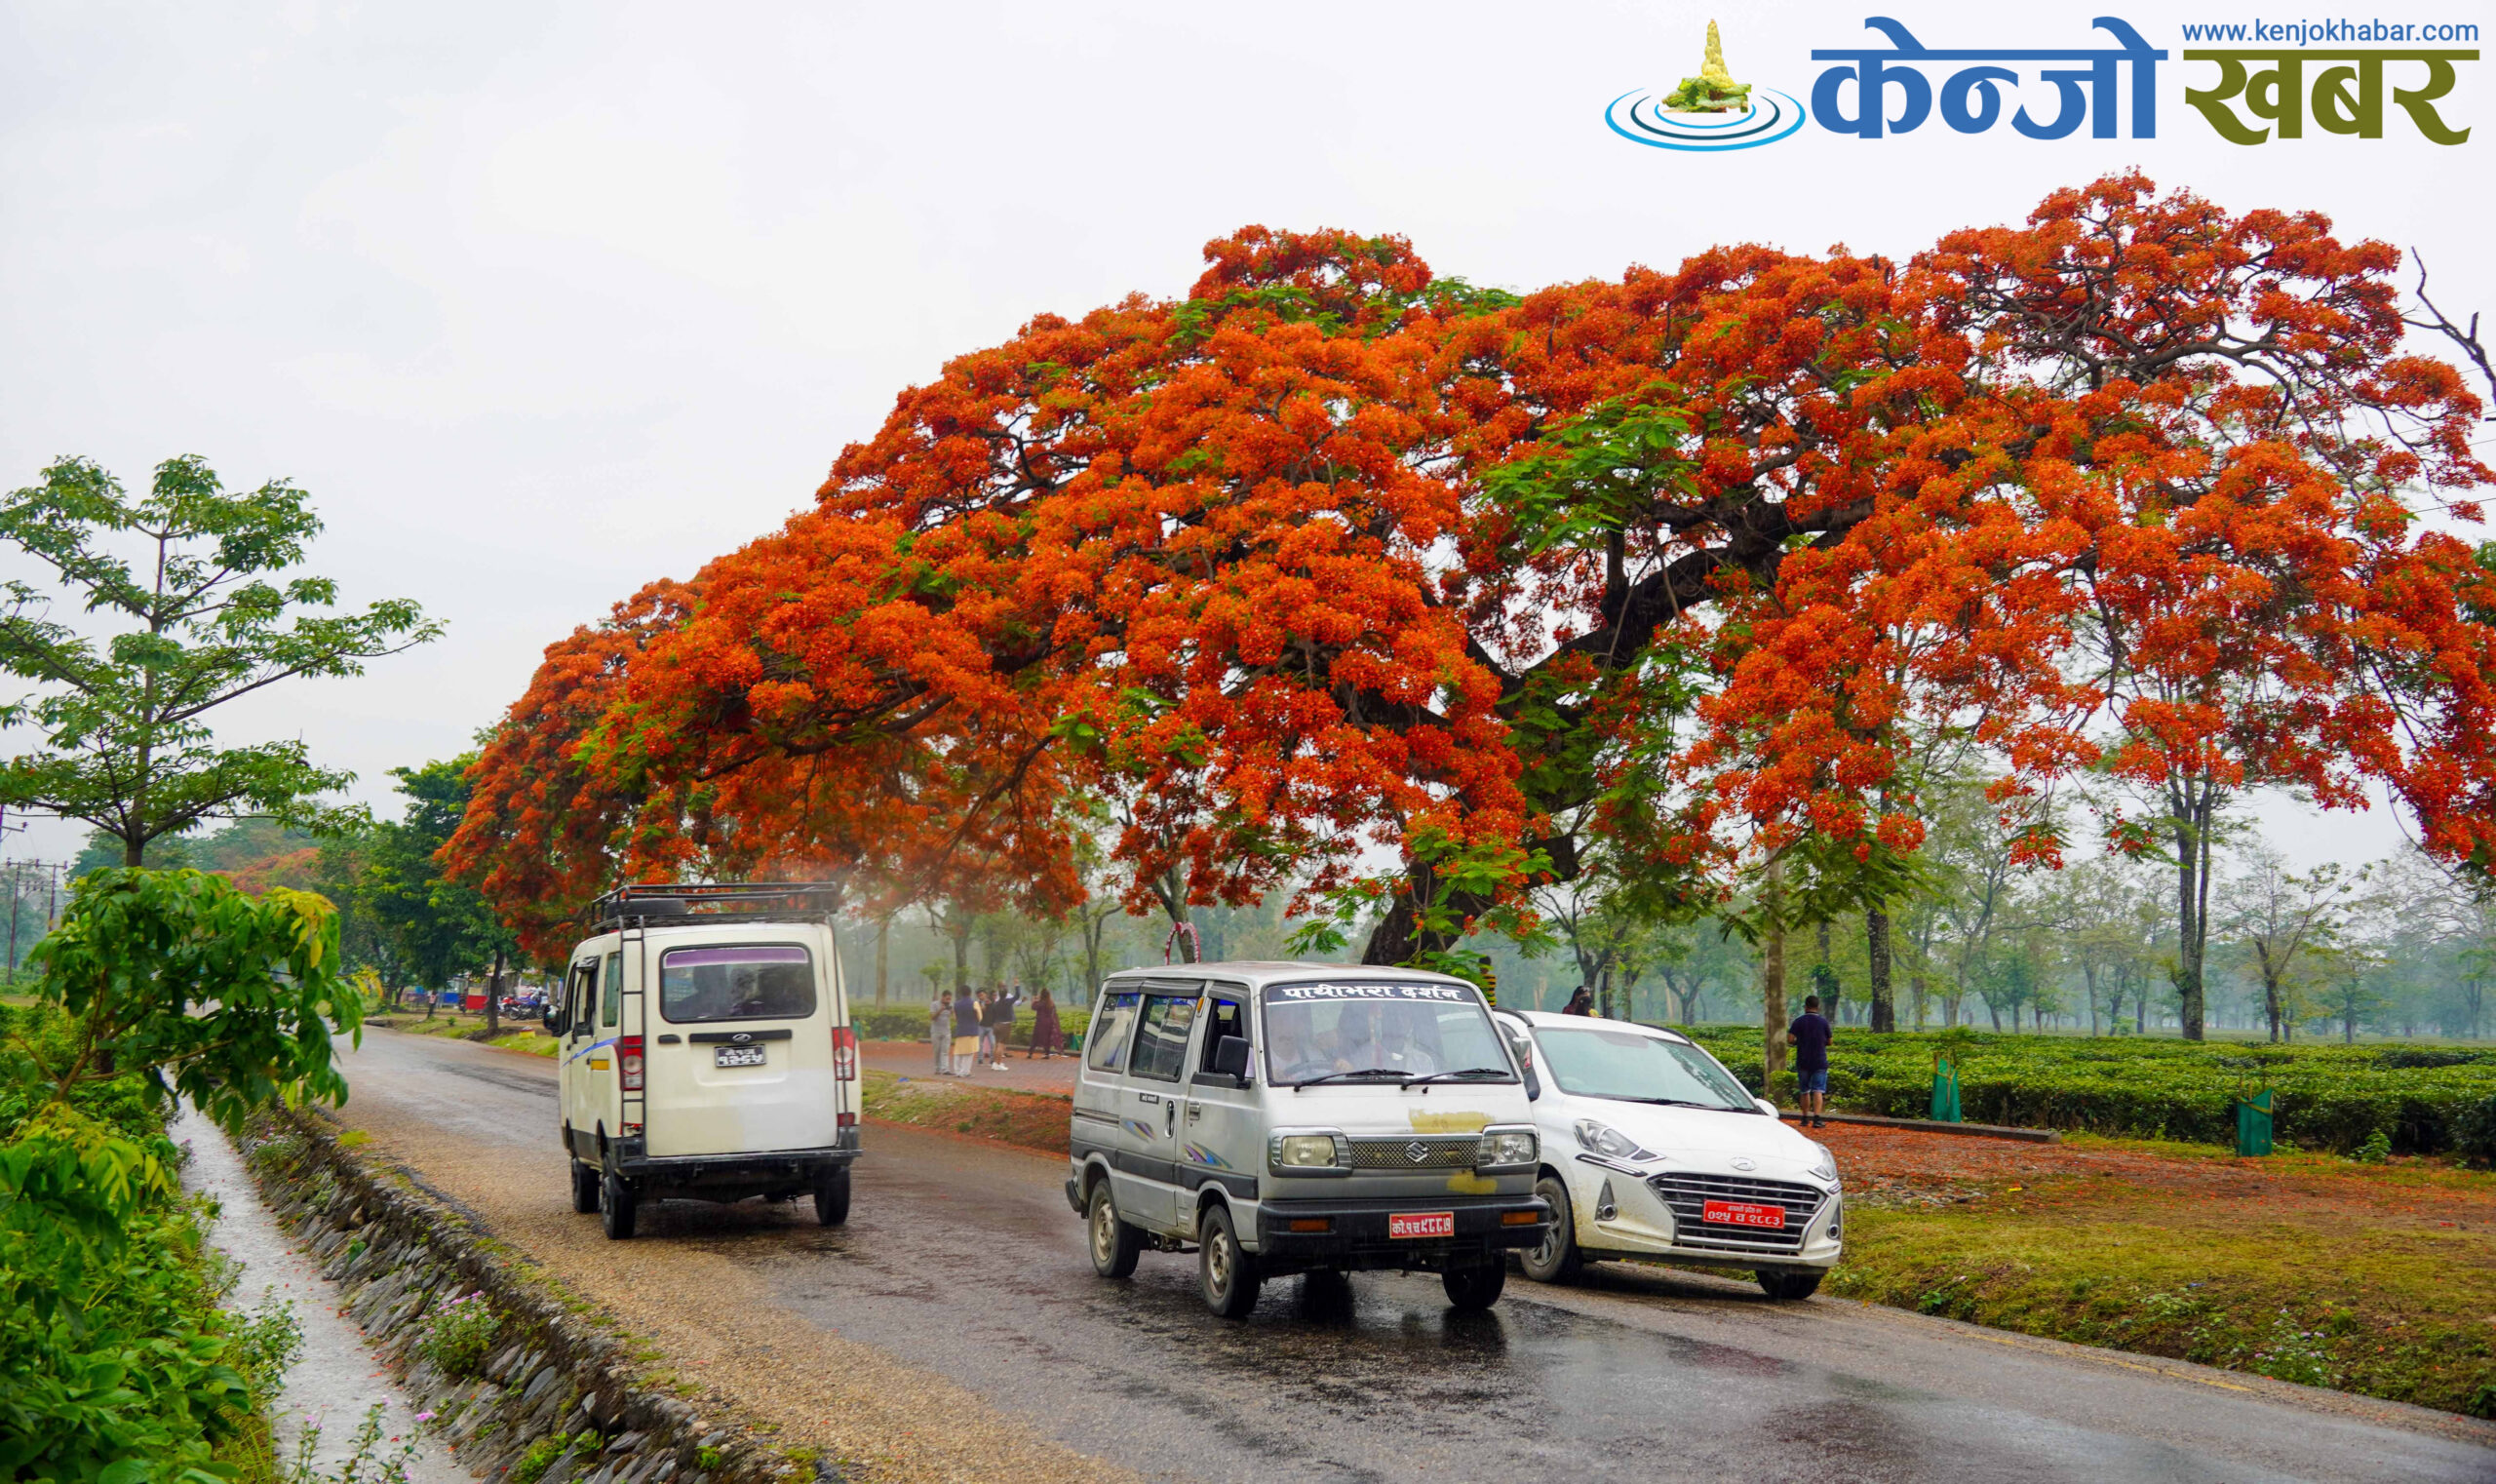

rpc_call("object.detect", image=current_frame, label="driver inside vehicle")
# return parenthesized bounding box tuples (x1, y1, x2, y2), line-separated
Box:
(1268, 1017, 1330, 1083)
(1327, 1002, 1442, 1075)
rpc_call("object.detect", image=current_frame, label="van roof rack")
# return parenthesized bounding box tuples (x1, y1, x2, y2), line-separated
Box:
(587, 881, 841, 930)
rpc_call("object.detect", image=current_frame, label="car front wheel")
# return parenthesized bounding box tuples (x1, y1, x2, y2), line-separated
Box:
(1519, 1174, 1582, 1284)
(1757, 1269, 1823, 1301)
(1087, 1182, 1142, 1279)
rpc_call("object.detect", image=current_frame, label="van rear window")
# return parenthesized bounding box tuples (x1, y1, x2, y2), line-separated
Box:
(660, 945, 815, 1024)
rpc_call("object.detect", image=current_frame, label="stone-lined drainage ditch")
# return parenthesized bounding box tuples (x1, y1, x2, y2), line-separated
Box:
(238, 1109, 850, 1483)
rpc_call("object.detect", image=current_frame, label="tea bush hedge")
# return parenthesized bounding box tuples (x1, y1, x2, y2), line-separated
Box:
(1673, 1025, 2496, 1156)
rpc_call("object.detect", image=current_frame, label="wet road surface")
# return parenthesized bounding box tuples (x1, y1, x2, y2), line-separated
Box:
(332, 1029, 2496, 1483)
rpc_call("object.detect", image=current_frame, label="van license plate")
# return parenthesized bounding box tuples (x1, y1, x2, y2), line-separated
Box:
(715, 1044, 767, 1068)
(1389, 1211, 1455, 1239)
(1702, 1198, 1786, 1229)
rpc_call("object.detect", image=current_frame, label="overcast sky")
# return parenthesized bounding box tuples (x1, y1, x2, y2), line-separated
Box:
(3, 0, 2488, 870)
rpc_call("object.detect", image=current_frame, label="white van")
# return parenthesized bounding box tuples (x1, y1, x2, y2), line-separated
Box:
(1068, 961, 1550, 1318)
(546, 883, 861, 1239)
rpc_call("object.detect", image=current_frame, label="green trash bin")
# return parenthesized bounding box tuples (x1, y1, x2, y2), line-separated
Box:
(1930, 1054, 1963, 1123)
(2234, 1088, 2275, 1157)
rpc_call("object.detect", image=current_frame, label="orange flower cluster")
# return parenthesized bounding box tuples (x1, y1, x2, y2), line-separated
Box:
(444, 178, 2496, 963)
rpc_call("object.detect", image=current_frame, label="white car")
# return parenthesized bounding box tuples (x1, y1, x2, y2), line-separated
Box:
(1490, 1009, 1841, 1299)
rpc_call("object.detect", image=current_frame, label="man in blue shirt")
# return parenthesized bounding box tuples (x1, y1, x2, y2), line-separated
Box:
(1788, 995, 1834, 1129)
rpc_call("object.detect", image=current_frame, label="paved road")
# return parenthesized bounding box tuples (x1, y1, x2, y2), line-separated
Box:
(328, 1029, 2496, 1484)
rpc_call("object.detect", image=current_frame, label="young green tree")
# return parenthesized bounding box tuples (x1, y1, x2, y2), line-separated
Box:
(0, 455, 438, 866)
(356, 755, 516, 1033)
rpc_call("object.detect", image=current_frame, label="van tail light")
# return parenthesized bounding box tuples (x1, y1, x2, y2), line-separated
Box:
(838, 1112, 857, 1130)
(830, 1025, 858, 1081)
(618, 1035, 645, 1091)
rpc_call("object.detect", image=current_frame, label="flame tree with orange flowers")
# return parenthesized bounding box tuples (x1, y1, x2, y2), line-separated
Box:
(444, 176, 2496, 1043)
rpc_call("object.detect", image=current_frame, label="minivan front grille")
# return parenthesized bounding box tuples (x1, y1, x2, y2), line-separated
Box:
(1347, 1135, 1481, 1170)
(1647, 1171, 1826, 1255)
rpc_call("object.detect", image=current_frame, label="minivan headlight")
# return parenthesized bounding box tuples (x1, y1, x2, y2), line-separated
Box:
(1269, 1131, 1350, 1173)
(1573, 1119, 1655, 1163)
(1478, 1126, 1538, 1170)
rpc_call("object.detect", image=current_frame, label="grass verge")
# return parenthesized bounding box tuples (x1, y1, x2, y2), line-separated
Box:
(1824, 1136, 2496, 1416)
(860, 1069, 1071, 1156)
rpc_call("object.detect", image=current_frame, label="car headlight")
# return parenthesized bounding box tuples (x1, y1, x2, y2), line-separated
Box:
(1478, 1127, 1538, 1169)
(1806, 1141, 1838, 1184)
(1269, 1132, 1350, 1173)
(1573, 1118, 1655, 1163)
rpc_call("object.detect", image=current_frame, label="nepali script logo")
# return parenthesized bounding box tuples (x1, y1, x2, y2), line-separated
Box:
(1810, 16, 2164, 138)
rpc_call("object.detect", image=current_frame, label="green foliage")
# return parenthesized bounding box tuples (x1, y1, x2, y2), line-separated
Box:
(0, 454, 439, 865)
(283, 1403, 419, 1484)
(413, 1291, 498, 1380)
(0, 1057, 248, 1482)
(1678, 1025, 2496, 1154)
(25, 868, 363, 1135)
(2354, 1129, 2393, 1164)
(351, 754, 516, 990)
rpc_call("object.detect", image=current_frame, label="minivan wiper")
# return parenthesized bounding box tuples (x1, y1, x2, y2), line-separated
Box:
(1291, 1067, 1412, 1086)
(1404, 1067, 1512, 1085)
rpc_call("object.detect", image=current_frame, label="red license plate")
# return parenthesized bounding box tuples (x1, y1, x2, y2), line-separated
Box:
(1702, 1198, 1786, 1230)
(1388, 1211, 1456, 1239)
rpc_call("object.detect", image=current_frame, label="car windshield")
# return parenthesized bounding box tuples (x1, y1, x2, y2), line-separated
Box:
(1262, 980, 1514, 1086)
(659, 945, 815, 1024)
(1531, 1026, 1756, 1111)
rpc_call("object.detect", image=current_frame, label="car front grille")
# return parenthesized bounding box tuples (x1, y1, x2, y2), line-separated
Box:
(1347, 1135, 1481, 1170)
(1646, 1171, 1827, 1255)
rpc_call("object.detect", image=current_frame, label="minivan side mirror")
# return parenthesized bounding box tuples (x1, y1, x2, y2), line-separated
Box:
(1211, 1035, 1252, 1085)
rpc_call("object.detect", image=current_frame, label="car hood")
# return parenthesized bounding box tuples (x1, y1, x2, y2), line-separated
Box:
(1571, 1100, 1829, 1171)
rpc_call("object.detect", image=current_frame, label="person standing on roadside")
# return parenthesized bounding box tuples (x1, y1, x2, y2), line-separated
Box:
(951, 989, 982, 1075)
(1029, 988, 1061, 1060)
(1789, 994, 1834, 1129)
(986, 985, 1020, 1069)
(1562, 987, 1595, 1016)
(930, 991, 952, 1074)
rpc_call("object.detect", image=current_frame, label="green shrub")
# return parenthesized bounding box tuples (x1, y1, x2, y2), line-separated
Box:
(415, 1289, 499, 1379)
(1676, 1025, 2496, 1155)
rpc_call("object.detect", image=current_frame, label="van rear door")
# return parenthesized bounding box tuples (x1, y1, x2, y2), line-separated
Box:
(645, 935, 840, 1157)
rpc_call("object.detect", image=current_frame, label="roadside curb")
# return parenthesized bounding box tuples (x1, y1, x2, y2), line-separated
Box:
(239, 1107, 848, 1484)
(1783, 1111, 2062, 1143)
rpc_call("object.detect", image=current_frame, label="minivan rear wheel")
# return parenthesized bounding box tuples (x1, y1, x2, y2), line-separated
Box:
(813, 1166, 850, 1227)
(1442, 1259, 1506, 1311)
(1196, 1203, 1261, 1320)
(1087, 1182, 1142, 1279)
(1519, 1174, 1582, 1284)
(601, 1171, 638, 1240)
(569, 1159, 600, 1214)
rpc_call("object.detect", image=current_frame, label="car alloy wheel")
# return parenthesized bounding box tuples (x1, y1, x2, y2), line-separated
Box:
(1520, 1174, 1582, 1283)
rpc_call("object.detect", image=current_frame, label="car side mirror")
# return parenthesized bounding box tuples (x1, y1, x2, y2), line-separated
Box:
(1212, 1035, 1252, 1084)
(1754, 1097, 1777, 1117)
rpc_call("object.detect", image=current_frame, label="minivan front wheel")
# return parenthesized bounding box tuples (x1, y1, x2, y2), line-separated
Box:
(1086, 1183, 1142, 1279)
(1443, 1258, 1506, 1311)
(1519, 1174, 1582, 1284)
(1196, 1204, 1261, 1319)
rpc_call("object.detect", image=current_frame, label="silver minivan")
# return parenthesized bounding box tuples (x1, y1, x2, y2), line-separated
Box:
(1067, 961, 1550, 1318)
(547, 883, 861, 1238)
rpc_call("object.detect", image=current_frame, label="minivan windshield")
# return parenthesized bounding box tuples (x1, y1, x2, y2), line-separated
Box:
(1532, 1026, 1757, 1111)
(1262, 981, 1514, 1086)
(660, 945, 815, 1024)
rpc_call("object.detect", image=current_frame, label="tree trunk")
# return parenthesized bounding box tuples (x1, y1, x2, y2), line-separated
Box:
(950, 918, 970, 996)
(1761, 858, 1788, 1081)
(1865, 907, 1895, 1032)
(1909, 971, 1929, 1030)
(2170, 792, 2217, 1041)
(875, 917, 889, 1007)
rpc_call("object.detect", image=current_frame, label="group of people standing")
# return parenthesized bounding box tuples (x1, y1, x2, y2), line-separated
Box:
(928, 985, 1064, 1075)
